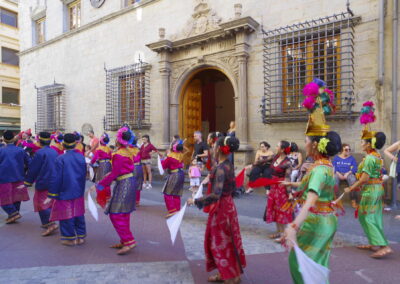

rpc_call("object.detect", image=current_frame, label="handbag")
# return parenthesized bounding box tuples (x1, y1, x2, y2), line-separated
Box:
(389, 150, 399, 178)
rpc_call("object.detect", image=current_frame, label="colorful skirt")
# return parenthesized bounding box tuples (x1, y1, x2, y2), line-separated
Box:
(50, 196, 85, 222)
(289, 212, 337, 284)
(205, 194, 246, 280)
(162, 169, 185, 196)
(33, 189, 54, 212)
(0, 181, 30, 206)
(134, 164, 144, 191)
(265, 182, 293, 224)
(358, 184, 388, 246)
(105, 175, 136, 215)
(95, 160, 112, 183)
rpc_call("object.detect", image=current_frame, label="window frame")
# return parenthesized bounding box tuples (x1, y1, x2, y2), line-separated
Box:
(1, 47, 19, 67)
(35, 17, 46, 44)
(2, 87, 19, 105)
(0, 7, 18, 28)
(68, 0, 81, 31)
(36, 84, 66, 133)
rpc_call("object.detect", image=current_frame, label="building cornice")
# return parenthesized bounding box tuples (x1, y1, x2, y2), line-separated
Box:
(146, 16, 259, 53)
(19, 0, 160, 56)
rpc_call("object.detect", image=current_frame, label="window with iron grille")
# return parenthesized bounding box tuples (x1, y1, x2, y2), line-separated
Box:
(105, 61, 151, 131)
(36, 84, 66, 132)
(262, 12, 360, 123)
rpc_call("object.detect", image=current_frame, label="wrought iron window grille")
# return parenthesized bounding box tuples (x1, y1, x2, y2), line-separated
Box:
(35, 82, 66, 133)
(262, 12, 360, 123)
(104, 61, 151, 131)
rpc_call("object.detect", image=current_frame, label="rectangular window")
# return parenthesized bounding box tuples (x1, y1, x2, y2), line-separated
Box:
(262, 12, 359, 123)
(2, 87, 19, 104)
(68, 1, 81, 31)
(1, 47, 19, 66)
(36, 17, 45, 44)
(105, 62, 151, 130)
(0, 8, 17, 28)
(36, 84, 66, 132)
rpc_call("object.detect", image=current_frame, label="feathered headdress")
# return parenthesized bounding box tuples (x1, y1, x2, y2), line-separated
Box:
(360, 101, 376, 140)
(100, 132, 110, 145)
(303, 78, 335, 136)
(172, 139, 183, 152)
(116, 127, 129, 146)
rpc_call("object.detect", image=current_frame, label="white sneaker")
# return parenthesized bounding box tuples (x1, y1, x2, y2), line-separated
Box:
(147, 184, 152, 189)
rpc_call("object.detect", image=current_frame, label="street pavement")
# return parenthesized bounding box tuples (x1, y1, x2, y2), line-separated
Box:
(0, 181, 399, 284)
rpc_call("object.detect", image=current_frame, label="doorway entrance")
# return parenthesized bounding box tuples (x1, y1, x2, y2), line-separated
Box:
(179, 68, 235, 165)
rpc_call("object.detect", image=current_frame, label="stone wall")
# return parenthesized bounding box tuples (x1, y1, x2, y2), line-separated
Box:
(18, 0, 398, 158)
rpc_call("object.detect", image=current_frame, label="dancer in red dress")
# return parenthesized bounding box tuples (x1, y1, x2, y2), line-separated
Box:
(265, 141, 293, 241)
(188, 136, 245, 284)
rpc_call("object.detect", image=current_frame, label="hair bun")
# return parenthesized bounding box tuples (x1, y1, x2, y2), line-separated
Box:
(374, 132, 386, 150)
(324, 131, 342, 157)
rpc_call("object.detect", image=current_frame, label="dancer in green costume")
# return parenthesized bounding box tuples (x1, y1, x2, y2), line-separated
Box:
(344, 101, 392, 258)
(282, 79, 341, 284)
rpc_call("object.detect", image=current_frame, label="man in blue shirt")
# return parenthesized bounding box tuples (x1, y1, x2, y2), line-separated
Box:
(332, 143, 358, 208)
(45, 133, 87, 246)
(0, 130, 30, 223)
(25, 132, 59, 236)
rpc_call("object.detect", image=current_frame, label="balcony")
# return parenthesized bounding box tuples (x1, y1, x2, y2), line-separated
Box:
(0, 103, 20, 130)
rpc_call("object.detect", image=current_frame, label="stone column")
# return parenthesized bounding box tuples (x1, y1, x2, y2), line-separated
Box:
(236, 52, 249, 146)
(159, 66, 171, 149)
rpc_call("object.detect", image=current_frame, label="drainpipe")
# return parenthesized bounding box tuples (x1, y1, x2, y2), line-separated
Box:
(391, 0, 399, 208)
(378, 0, 385, 85)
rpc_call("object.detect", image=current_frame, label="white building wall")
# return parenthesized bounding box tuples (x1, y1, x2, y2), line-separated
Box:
(18, 0, 395, 152)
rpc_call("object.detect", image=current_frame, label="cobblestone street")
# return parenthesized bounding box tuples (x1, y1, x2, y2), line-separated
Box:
(0, 182, 399, 283)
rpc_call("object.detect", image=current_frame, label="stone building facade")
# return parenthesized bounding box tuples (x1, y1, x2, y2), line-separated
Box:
(18, 0, 399, 168)
(0, 0, 19, 134)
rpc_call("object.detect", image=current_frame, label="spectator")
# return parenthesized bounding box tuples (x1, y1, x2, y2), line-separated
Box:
(384, 140, 400, 182)
(192, 131, 209, 166)
(88, 130, 99, 153)
(288, 142, 302, 182)
(139, 135, 160, 189)
(332, 143, 358, 208)
(227, 121, 236, 165)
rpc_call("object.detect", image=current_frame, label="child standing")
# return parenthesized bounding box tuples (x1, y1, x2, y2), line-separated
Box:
(189, 159, 201, 197)
(45, 133, 87, 246)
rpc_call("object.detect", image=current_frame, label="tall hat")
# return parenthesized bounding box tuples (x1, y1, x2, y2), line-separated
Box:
(303, 78, 335, 136)
(38, 132, 51, 142)
(360, 101, 377, 140)
(100, 132, 110, 145)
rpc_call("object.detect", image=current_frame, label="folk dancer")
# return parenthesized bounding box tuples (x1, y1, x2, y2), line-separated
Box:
(161, 140, 185, 218)
(344, 101, 392, 258)
(90, 133, 112, 208)
(282, 79, 341, 284)
(127, 131, 143, 207)
(91, 127, 137, 255)
(45, 133, 87, 246)
(188, 136, 246, 284)
(24, 132, 59, 236)
(51, 132, 65, 155)
(0, 130, 30, 224)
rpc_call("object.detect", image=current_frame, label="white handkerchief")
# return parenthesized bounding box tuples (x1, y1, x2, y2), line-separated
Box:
(158, 155, 165, 175)
(194, 183, 203, 199)
(166, 203, 187, 245)
(294, 244, 330, 284)
(88, 192, 99, 221)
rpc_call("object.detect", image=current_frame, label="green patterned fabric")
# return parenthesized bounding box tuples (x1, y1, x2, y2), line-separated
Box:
(289, 164, 337, 284)
(357, 154, 388, 246)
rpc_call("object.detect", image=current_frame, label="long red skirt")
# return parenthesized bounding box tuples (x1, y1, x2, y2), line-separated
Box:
(205, 194, 246, 280)
(265, 182, 293, 224)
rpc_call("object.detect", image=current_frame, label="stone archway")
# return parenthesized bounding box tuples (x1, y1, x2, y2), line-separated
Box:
(147, 0, 259, 167)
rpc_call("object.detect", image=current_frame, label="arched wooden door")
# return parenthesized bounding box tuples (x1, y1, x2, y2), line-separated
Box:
(181, 79, 202, 166)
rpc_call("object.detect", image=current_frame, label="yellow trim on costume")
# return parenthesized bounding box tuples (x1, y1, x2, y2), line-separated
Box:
(63, 141, 76, 146)
(170, 169, 181, 173)
(47, 192, 59, 197)
(98, 159, 110, 163)
(39, 137, 51, 141)
(24, 181, 32, 186)
(115, 147, 134, 159)
(98, 145, 112, 154)
(134, 162, 141, 166)
(127, 146, 140, 157)
(61, 236, 77, 239)
(167, 152, 184, 163)
(117, 173, 133, 181)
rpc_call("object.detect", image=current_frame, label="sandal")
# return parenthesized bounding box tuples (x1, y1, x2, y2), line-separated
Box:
(110, 243, 124, 249)
(356, 245, 378, 251)
(117, 243, 137, 255)
(75, 239, 85, 246)
(207, 274, 224, 282)
(61, 240, 75, 246)
(5, 213, 21, 224)
(41, 224, 59, 237)
(268, 233, 281, 239)
(371, 247, 393, 259)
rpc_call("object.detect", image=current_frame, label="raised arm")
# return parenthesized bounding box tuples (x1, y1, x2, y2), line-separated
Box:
(384, 141, 400, 161)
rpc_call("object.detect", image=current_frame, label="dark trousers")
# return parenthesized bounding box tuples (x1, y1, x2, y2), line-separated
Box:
(60, 215, 86, 240)
(1, 202, 21, 217)
(38, 208, 52, 226)
(249, 165, 272, 182)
